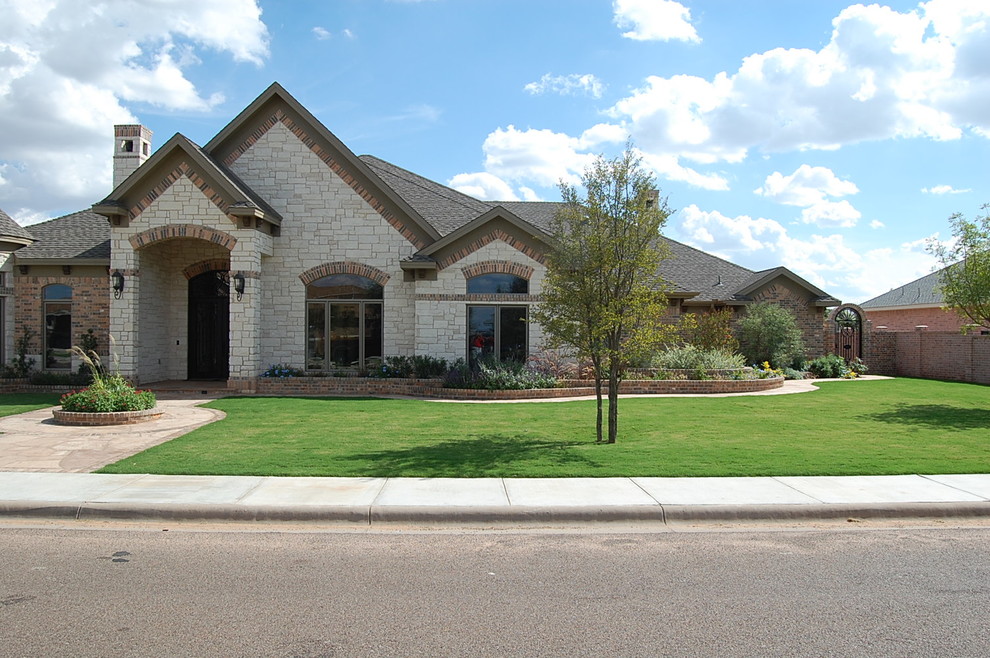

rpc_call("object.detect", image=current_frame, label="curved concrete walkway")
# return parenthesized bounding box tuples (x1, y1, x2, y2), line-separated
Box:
(0, 398, 224, 473)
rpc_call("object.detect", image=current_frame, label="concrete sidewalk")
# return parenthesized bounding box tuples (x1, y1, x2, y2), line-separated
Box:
(2, 472, 989, 526)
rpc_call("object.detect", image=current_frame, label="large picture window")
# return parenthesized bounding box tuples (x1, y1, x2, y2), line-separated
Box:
(306, 274, 383, 370)
(43, 284, 72, 370)
(468, 305, 527, 365)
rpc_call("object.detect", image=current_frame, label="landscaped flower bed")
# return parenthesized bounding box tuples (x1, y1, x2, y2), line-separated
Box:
(52, 344, 159, 426)
(251, 374, 783, 399)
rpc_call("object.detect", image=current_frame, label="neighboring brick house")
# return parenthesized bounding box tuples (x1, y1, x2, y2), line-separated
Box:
(0, 83, 840, 386)
(860, 265, 988, 333)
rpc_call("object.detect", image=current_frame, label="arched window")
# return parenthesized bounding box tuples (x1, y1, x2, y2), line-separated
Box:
(466, 273, 529, 295)
(465, 274, 529, 365)
(306, 274, 383, 370)
(43, 284, 72, 370)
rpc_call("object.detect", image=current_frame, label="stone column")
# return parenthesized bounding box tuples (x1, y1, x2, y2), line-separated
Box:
(110, 247, 139, 381)
(228, 242, 262, 392)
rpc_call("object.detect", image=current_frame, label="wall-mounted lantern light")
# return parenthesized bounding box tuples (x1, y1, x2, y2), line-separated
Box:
(233, 272, 246, 301)
(111, 270, 125, 299)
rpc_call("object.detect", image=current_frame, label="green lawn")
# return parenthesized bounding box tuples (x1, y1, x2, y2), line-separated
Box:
(98, 378, 990, 478)
(0, 393, 62, 417)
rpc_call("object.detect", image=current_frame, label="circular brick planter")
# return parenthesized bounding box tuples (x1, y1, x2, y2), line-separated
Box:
(52, 407, 164, 426)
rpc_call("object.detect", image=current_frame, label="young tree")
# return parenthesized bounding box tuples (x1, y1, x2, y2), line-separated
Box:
(735, 302, 804, 368)
(533, 147, 673, 443)
(927, 204, 990, 331)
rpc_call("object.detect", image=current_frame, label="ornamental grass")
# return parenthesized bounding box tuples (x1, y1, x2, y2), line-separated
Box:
(58, 343, 156, 413)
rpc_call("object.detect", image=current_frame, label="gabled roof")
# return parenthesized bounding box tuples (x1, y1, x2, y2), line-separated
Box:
(860, 267, 946, 309)
(361, 155, 490, 237)
(0, 207, 35, 246)
(735, 267, 840, 306)
(13, 210, 109, 262)
(204, 82, 438, 246)
(93, 133, 282, 226)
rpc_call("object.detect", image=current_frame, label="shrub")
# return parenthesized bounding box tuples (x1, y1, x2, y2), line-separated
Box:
(782, 367, 806, 380)
(59, 343, 156, 413)
(30, 371, 92, 386)
(526, 349, 578, 379)
(680, 309, 739, 352)
(442, 356, 559, 390)
(651, 345, 746, 370)
(848, 357, 869, 376)
(261, 363, 304, 378)
(806, 354, 847, 378)
(411, 355, 449, 378)
(735, 302, 805, 368)
(1, 326, 36, 379)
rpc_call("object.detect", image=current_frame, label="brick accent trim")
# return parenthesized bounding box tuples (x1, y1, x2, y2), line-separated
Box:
(126, 162, 234, 222)
(183, 259, 232, 280)
(222, 109, 427, 249)
(298, 261, 391, 286)
(437, 229, 546, 270)
(416, 294, 541, 302)
(461, 260, 534, 281)
(129, 224, 237, 251)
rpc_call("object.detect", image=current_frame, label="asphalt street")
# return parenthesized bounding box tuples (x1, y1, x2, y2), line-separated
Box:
(2, 522, 989, 656)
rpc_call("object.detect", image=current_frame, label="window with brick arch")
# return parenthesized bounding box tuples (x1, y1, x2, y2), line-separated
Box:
(305, 274, 383, 371)
(43, 284, 72, 370)
(466, 273, 529, 366)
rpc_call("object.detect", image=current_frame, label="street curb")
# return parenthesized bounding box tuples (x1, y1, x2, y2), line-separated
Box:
(2, 500, 990, 526)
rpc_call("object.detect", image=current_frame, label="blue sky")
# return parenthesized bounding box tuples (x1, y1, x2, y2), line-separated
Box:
(1, 0, 987, 304)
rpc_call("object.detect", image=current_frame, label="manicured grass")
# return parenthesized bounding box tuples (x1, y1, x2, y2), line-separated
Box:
(98, 378, 990, 478)
(0, 393, 62, 417)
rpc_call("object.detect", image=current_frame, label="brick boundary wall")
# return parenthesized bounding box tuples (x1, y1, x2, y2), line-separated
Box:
(865, 328, 990, 384)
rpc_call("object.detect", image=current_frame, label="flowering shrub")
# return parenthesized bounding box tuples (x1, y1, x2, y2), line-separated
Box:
(60, 342, 156, 412)
(755, 361, 784, 378)
(261, 363, 304, 378)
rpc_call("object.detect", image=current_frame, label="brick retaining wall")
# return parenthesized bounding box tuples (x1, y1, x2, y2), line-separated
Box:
(251, 375, 784, 399)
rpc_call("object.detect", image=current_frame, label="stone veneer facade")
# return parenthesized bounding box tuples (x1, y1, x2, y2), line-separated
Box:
(108, 116, 546, 384)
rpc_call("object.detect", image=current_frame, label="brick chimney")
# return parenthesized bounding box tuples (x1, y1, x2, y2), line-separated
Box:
(113, 124, 153, 189)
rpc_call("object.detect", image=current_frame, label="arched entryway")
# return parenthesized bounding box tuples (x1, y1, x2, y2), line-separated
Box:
(188, 270, 230, 380)
(830, 305, 864, 362)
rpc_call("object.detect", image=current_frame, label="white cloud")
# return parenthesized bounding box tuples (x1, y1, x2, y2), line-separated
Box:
(480, 125, 596, 188)
(312, 27, 331, 40)
(524, 73, 604, 99)
(673, 205, 938, 302)
(613, 0, 700, 43)
(756, 165, 859, 206)
(870, 219, 886, 229)
(448, 172, 519, 201)
(0, 0, 269, 220)
(756, 165, 861, 228)
(604, 0, 990, 165)
(922, 184, 971, 194)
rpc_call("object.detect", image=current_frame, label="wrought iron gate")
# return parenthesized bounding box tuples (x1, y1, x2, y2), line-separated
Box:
(833, 307, 862, 362)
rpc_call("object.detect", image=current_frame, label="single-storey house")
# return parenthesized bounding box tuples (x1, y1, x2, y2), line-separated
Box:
(0, 83, 839, 388)
(860, 265, 987, 333)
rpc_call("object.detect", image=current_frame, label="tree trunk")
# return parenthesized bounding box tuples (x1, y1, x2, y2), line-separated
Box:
(607, 365, 620, 443)
(593, 372, 604, 443)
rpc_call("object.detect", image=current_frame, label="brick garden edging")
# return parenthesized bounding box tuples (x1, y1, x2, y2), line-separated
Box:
(52, 407, 164, 426)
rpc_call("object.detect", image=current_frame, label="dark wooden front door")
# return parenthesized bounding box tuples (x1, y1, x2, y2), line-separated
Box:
(188, 271, 230, 380)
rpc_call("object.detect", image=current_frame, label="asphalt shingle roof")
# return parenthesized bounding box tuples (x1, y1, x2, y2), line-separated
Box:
(860, 267, 946, 308)
(14, 211, 109, 260)
(361, 155, 491, 236)
(0, 208, 35, 242)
